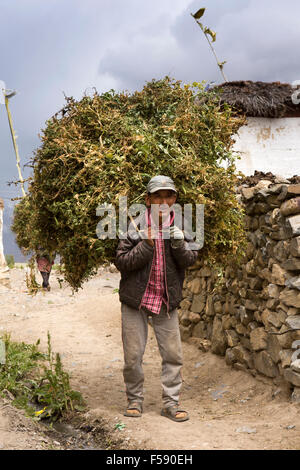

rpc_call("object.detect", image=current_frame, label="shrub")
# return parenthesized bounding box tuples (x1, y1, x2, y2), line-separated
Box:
(0, 332, 84, 420)
(5, 254, 15, 269)
(12, 77, 246, 290)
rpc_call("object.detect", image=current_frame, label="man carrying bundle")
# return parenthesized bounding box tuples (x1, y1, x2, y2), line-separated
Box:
(115, 175, 200, 422)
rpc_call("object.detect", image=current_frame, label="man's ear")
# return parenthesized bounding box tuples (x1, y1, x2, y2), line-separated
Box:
(145, 194, 151, 207)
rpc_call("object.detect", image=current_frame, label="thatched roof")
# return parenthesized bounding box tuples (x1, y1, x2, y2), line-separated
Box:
(0, 198, 4, 210)
(213, 80, 300, 118)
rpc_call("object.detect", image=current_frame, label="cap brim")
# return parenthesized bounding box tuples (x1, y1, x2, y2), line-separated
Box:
(149, 186, 177, 193)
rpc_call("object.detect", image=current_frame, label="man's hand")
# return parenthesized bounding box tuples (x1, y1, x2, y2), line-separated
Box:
(169, 226, 184, 248)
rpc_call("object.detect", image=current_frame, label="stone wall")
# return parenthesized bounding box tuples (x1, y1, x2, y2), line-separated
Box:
(179, 174, 300, 401)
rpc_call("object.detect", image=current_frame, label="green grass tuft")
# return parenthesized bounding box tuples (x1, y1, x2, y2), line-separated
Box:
(0, 332, 85, 421)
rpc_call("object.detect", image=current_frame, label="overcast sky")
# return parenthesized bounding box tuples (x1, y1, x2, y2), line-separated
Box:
(1, 0, 300, 258)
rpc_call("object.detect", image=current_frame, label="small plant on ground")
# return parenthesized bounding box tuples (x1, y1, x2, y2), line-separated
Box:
(25, 257, 41, 295)
(0, 332, 85, 421)
(114, 422, 126, 431)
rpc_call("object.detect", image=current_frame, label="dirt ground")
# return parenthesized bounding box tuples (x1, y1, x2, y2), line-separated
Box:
(0, 266, 299, 450)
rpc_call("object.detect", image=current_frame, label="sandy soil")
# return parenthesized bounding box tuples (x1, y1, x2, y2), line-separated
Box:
(0, 267, 299, 450)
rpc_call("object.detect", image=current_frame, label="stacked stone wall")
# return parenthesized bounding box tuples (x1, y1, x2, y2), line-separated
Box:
(179, 175, 300, 401)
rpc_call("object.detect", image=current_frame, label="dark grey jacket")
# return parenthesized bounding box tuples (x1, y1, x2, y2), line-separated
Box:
(114, 215, 199, 312)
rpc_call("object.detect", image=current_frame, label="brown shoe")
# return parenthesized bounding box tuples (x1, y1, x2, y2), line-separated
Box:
(161, 405, 189, 422)
(124, 402, 143, 418)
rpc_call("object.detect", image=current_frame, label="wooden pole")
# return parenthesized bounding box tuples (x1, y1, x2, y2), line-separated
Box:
(4, 95, 26, 197)
(0, 198, 7, 267)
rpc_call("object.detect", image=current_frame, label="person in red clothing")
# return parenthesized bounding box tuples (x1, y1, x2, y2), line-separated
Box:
(36, 248, 55, 291)
(115, 176, 200, 422)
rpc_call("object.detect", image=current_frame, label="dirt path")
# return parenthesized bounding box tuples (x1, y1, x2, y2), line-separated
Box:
(0, 267, 299, 450)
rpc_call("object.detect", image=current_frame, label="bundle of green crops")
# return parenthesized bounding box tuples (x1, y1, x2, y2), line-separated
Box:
(12, 77, 247, 290)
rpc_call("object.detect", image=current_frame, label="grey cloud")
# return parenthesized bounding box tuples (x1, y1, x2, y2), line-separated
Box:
(1, 0, 299, 259)
(98, 0, 300, 90)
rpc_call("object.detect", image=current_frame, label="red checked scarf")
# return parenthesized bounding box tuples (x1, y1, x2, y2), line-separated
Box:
(140, 208, 175, 315)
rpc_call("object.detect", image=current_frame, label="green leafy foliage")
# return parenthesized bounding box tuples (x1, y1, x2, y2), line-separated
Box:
(12, 77, 246, 290)
(0, 332, 85, 421)
(191, 9, 228, 81)
(5, 254, 15, 269)
(204, 27, 217, 42)
(114, 422, 126, 431)
(25, 256, 41, 295)
(192, 7, 206, 19)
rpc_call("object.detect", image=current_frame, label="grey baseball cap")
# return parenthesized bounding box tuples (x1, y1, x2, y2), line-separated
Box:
(147, 175, 177, 194)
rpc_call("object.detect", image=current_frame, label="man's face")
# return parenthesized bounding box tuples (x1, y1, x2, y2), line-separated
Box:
(146, 189, 177, 221)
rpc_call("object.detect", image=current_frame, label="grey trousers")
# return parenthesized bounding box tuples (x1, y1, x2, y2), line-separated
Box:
(121, 302, 183, 408)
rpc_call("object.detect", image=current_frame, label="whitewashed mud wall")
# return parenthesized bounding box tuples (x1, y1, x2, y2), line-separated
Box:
(179, 178, 300, 402)
(232, 118, 300, 178)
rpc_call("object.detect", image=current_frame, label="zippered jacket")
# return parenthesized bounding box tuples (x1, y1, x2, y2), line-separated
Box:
(114, 213, 199, 312)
